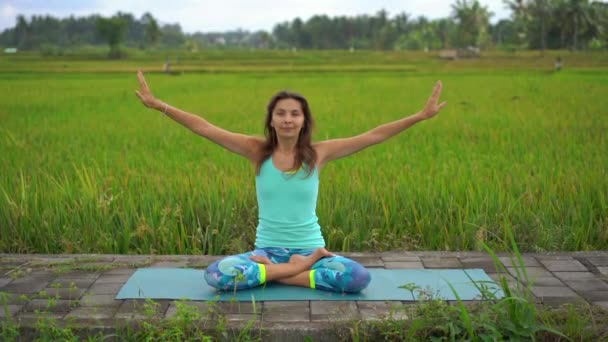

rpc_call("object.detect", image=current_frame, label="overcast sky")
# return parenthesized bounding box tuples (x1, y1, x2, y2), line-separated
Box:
(0, 0, 513, 33)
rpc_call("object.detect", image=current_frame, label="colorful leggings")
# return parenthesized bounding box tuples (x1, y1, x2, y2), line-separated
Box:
(204, 247, 371, 293)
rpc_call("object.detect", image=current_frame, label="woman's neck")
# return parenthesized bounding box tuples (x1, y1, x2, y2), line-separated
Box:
(275, 139, 298, 155)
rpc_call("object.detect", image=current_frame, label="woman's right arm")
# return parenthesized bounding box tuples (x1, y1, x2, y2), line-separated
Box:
(135, 70, 262, 162)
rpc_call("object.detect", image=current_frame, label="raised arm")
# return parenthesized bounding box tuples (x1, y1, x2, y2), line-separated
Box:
(135, 71, 262, 162)
(315, 81, 447, 166)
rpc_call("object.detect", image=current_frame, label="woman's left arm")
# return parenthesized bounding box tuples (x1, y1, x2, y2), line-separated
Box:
(315, 81, 447, 166)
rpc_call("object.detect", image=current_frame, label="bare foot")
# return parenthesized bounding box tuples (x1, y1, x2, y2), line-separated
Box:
(249, 255, 273, 265)
(289, 248, 334, 271)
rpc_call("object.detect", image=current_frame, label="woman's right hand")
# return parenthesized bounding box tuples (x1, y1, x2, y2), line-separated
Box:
(135, 70, 161, 109)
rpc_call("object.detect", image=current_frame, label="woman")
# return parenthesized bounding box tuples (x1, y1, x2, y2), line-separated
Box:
(135, 71, 446, 293)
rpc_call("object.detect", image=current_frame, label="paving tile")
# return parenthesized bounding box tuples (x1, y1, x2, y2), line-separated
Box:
(49, 277, 96, 289)
(94, 274, 132, 284)
(383, 261, 423, 269)
(553, 272, 598, 281)
(75, 255, 115, 263)
(459, 258, 502, 273)
(187, 255, 222, 263)
(86, 282, 124, 295)
(522, 277, 565, 287)
(348, 256, 384, 268)
(215, 301, 259, 314)
(52, 271, 100, 279)
(507, 267, 552, 279)
(80, 294, 122, 307)
(42, 287, 85, 300)
(149, 261, 189, 268)
(563, 279, 608, 292)
(17, 312, 65, 320)
(585, 256, 608, 267)
(102, 268, 136, 276)
(1, 272, 54, 293)
(498, 256, 541, 267)
(65, 306, 117, 320)
(578, 291, 608, 302)
(535, 255, 577, 261)
(24, 299, 78, 313)
(380, 256, 421, 262)
(6, 252, 608, 332)
(0, 292, 32, 305)
(421, 258, 463, 269)
(538, 259, 588, 272)
(112, 256, 154, 266)
(530, 286, 579, 298)
(263, 301, 310, 322)
(311, 301, 357, 321)
(0, 277, 12, 288)
(340, 252, 372, 258)
(0, 304, 22, 318)
(225, 313, 261, 322)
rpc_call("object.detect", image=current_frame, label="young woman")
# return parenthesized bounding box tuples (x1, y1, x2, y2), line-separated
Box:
(135, 71, 446, 293)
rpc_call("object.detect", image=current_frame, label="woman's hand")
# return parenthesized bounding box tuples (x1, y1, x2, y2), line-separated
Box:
(135, 70, 161, 109)
(418, 80, 447, 120)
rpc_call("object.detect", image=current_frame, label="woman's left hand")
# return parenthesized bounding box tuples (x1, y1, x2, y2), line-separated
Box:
(418, 80, 447, 120)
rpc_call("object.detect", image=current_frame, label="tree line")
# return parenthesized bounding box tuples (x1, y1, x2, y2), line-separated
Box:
(1, 0, 607, 56)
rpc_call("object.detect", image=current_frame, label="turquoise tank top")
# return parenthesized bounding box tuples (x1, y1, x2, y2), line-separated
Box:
(255, 157, 325, 248)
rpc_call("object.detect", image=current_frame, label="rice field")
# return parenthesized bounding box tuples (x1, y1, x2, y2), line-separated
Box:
(0, 50, 607, 255)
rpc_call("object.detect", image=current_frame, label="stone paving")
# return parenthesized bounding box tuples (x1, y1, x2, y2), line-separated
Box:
(1, 251, 608, 340)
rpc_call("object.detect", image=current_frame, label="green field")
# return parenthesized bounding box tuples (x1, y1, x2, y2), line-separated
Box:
(1, 50, 607, 255)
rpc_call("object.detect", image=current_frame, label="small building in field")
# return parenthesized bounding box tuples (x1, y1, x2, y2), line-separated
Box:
(438, 47, 480, 60)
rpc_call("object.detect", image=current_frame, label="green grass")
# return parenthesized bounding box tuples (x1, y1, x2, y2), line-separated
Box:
(0, 50, 607, 254)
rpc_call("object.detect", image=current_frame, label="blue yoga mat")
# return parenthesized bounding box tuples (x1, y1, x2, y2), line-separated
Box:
(116, 268, 503, 301)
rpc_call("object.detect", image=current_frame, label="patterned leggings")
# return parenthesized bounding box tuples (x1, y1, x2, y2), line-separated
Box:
(204, 247, 371, 293)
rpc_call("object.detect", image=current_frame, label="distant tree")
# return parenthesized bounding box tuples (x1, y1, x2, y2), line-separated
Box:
(451, 0, 493, 48)
(530, 0, 552, 52)
(435, 18, 456, 48)
(560, 0, 594, 49)
(504, 0, 554, 52)
(141, 12, 161, 48)
(160, 24, 185, 48)
(14, 15, 29, 49)
(96, 14, 128, 58)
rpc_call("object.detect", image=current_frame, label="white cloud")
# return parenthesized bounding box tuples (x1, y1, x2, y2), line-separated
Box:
(0, 3, 17, 23)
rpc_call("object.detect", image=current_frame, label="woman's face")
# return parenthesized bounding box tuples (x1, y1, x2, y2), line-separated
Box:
(271, 98, 306, 139)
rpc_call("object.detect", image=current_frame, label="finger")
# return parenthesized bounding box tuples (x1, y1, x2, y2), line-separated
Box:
(437, 101, 448, 110)
(432, 81, 442, 98)
(137, 71, 145, 88)
(137, 71, 150, 91)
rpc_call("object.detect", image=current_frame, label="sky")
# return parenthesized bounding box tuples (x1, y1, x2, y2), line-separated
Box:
(0, 0, 512, 33)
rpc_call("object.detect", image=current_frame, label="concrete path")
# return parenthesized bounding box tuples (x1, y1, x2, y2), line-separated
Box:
(1, 251, 607, 340)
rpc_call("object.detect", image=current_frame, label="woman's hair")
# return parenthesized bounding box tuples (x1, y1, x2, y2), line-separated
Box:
(256, 90, 317, 177)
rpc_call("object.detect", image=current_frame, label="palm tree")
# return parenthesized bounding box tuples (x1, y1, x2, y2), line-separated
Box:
(531, 0, 552, 53)
(558, 0, 594, 49)
(504, 0, 552, 53)
(451, 0, 493, 48)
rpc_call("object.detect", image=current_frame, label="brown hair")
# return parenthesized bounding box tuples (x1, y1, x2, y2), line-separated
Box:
(256, 90, 317, 177)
